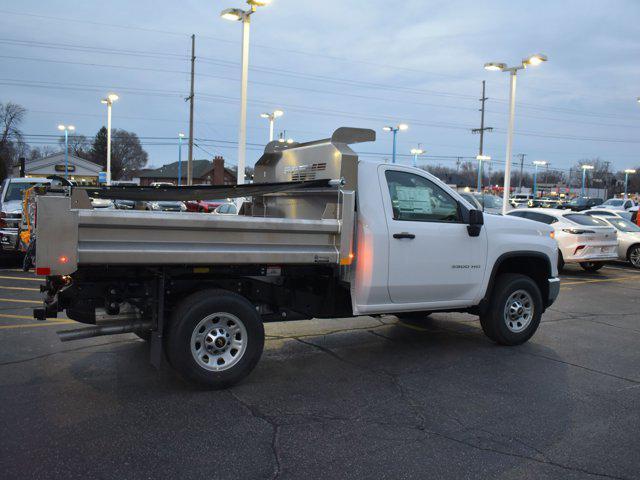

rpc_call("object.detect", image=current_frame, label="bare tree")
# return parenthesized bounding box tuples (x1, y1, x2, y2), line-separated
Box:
(0, 101, 27, 179)
(58, 134, 90, 159)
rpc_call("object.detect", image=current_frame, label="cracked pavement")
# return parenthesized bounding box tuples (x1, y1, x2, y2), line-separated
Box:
(0, 263, 639, 479)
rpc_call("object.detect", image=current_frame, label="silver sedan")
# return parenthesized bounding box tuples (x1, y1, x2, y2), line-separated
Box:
(593, 216, 640, 268)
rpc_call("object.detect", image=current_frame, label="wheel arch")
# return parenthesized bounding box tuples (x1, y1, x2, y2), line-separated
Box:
(626, 243, 640, 264)
(480, 251, 552, 313)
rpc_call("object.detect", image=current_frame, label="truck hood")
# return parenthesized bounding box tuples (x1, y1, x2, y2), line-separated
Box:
(1, 200, 22, 214)
(484, 211, 554, 238)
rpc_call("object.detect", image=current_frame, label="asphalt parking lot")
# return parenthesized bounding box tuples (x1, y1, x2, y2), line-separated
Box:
(0, 260, 638, 480)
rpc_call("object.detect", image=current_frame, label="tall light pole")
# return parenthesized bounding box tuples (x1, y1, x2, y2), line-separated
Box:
(383, 123, 408, 163)
(221, 0, 271, 185)
(177, 133, 185, 186)
(532, 160, 547, 197)
(484, 53, 548, 214)
(260, 109, 283, 142)
(581, 164, 594, 196)
(100, 93, 119, 185)
(624, 169, 636, 199)
(57, 124, 75, 179)
(410, 146, 425, 167)
(476, 155, 491, 192)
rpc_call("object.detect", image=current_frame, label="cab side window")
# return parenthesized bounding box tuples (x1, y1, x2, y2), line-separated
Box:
(385, 170, 460, 222)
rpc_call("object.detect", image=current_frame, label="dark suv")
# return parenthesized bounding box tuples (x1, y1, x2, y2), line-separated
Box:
(565, 197, 603, 211)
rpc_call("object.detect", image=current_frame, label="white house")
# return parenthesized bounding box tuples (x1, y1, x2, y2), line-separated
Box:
(14, 152, 103, 185)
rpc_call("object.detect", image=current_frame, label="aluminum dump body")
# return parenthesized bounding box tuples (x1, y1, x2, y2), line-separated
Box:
(35, 128, 372, 276)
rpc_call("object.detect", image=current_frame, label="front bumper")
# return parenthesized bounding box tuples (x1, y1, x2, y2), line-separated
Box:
(0, 229, 19, 252)
(546, 277, 560, 308)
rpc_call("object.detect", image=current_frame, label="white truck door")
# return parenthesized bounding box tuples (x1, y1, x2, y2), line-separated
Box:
(381, 166, 487, 305)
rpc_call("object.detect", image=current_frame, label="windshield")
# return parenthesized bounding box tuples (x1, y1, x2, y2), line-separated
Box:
(565, 214, 607, 226)
(568, 198, 587, 206)
(3, 182, 41, 202)
(605, 218, 640, 232)
(603, 199, 623, 206)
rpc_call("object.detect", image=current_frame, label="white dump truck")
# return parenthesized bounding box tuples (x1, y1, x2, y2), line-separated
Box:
(32, 128, 559, 388)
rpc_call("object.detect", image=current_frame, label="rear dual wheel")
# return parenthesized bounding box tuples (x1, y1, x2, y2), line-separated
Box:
(166, 289, 264, 388)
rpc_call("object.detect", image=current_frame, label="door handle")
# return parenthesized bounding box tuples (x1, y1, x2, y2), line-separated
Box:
(393, 232, 415, 239)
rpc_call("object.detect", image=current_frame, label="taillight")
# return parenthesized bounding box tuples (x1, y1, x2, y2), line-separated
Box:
(0, 212, 6, 228)
(562, 228, 595, 235)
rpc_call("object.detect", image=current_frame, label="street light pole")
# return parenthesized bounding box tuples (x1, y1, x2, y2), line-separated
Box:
(57, 124, 75, 179)
(484, 53, 548, 214)
(476, 155, 491, 191)
(260, 109, 283, 142)
(581, 165, 594, 196)
(624, 169, 636, 199)
(383, 123, 408, 164)
(100, 93, 119, 185)
(178, 133, 185, 186)
(221, 1, 271, 185)
(533, 160, 547, 197)
(410, 146, 425, 168)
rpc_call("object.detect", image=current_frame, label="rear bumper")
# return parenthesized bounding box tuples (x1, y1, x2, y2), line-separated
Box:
(546, 277, 560, 308)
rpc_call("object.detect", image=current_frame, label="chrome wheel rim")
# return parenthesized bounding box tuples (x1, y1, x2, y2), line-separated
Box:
(503, 289, 534, 333)
(630, 247, 640, 268)
(190, 313, 247, 371)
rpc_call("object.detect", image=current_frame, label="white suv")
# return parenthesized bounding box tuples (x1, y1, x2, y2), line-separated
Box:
(507, 208, 618, 272)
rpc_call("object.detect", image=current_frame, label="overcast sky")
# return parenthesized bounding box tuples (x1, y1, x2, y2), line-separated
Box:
(1, 0, 639, 177)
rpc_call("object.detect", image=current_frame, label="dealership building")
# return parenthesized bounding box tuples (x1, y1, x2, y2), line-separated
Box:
(13, 153, 103, 185)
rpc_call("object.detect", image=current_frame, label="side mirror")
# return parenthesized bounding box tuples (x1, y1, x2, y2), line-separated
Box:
(467, 209, 484, 237)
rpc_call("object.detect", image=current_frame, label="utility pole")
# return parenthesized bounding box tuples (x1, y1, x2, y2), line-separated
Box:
(517, 153, 526, 192)
(471, 81, 493, 191)
(186, 34, 195, 186)
(456, 157, 461, 173)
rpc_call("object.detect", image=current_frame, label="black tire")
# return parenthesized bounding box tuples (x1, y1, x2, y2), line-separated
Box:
(166, 289, 264, 389)
(479, 273, 543, 346)
(627, 245, 640, 269)
(579, 261, 604, 272)
(557, 250, 565, 272)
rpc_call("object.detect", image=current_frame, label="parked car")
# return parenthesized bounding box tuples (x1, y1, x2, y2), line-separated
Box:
(186, 199, 228, 213)
(529, 196, 562, 208)
(212, 203, 239, 215)
(507, 208, 617, 271)
(564, 197, 603, 211)
(459, 192, 506, 215)
(584, 208, 633, 221)
(510, 194, 533, 208)
(90, 198, 115, 210)
(598, 198, 635, 211)
(590, 216, 640, 269)
(0, 177, 50, 253)
(114, 199, 136, 210)
(145, 201, 187, 212)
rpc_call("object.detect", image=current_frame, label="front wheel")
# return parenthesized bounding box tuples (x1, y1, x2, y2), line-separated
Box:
(627, 245, 640, 269)
(480, 273, 542, 346)
(579, 261, 604, 272)
(166, 289, 264, 388)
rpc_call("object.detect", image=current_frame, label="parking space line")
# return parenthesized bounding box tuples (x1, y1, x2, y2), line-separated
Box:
(0, 313, 37, 320)
(0, 275, 41, 282)
(0, 286, 40, 292)
(0, 298, 40, 304)
(561, 275, 639, 286)
(0, 320, 75, 330)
